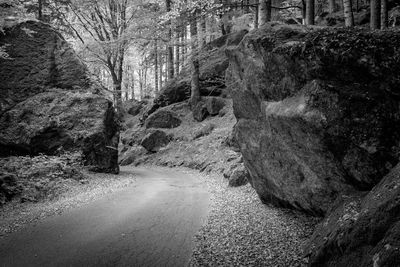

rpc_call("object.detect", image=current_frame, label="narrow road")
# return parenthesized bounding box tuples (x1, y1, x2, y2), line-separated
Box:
(0, 167, 210, 267)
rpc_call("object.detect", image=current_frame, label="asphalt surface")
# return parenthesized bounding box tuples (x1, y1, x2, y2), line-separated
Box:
(0, 167, 210, 267)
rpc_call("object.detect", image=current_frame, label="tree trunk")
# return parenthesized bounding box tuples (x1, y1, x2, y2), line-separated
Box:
(175, 30, 180, 75)
(38, 0, 43, 21)
(381, 0, 388, 29)
(259, 0, 271, 26)
(255, 0, 259, 28)
(201, 16, 207, 47)
(159, 51, 163, 90)
(306, 0, 315, 25)
(189, 14, 201, 108)
(370, 0, 381, 29)
(343, 0, 354, 26)
(154, 40, 159, 94)
(139, 69, 143, 100)
(166, 0, 174, 79)
(329, 0, 336, 13)
(131, 72, 135, 100)
(190, 59, 200, 108)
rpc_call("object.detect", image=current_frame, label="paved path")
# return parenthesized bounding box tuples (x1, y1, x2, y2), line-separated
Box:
(0, 167, 210, 267)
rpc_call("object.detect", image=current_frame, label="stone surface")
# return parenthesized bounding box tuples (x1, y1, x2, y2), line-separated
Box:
(305, 164, 400, 267)
(124, 99, 143, 116)
(145, 109, 181, 129)
(205, 97, 225, 115)
(119, 145, 147, 166)
(0, 21, 91, 114)
(192, 123, 215, 139)
(228, 164, 249, 187)
(227, 23, 400, 215)
(221, 131, 240, 152)
(0, 172, 19, 205)
(192, 101, 209, 122)
(140, 130, 171, 152)
(0, 21, 119, 174)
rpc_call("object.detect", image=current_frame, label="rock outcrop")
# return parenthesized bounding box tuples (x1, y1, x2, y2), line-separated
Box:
(228, 164, 249, 187)
(227, 23, 400, 215)
(140, 130, 171, 152)
(0, 172, 19, 205)
(305, 163, 400, 267)
(144, 109, 181, 129)
(0, 21, 119, 174)
(193, 97, 226, 122)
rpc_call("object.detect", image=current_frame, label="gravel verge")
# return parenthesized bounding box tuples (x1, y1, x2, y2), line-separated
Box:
(0, 170, 136, 237)
(189, 171, 321, 267)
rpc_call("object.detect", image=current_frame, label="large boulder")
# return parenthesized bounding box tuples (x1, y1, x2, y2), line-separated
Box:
(0, 21, 119, 174)
(119, 145, 147, 166)
(192, 97, 226, 122)
(228, 164, 249, 187)
(193, 101, 209, 122)
(0, 172, 19, 205)
(123, 99, 144, 116)
(227, 23, 400, 215)
(305, 164, 400, 267)
(144, 109, 181, 129)
(205, 97, 225, 115)
(140, 130, 171, 152)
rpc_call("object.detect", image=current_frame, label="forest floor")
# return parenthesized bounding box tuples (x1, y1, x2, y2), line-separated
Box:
(120, 99, 243, 177)
(190, 171, 319, 267)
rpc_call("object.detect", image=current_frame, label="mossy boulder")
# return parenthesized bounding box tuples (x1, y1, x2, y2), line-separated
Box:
(227, 22, 400, 215)
(0, 21, 119, 174)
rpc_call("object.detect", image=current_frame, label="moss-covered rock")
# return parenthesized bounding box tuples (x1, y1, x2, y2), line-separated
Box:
(227, 22, 400, 215)
(305, 164, 400, 267)
(0, 21, 119, 174)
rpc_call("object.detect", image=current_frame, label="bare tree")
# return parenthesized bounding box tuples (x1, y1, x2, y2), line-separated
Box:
(68, 0, 134, 111)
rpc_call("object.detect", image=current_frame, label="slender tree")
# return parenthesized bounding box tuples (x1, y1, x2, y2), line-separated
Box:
(381, 0, 388, 29)
(38, 0, 43, 21)
(259, 0, 271, 26)
(343, 0, 354, 26)
(370, 0, 381, 29)
(189, 12, 200, 108)
(254, 0, 259, 28)
(154, 40, 159, 94)
(305, 0, 315, 25)
(329, 0, 336, 13)
(166, 0, 175, 79)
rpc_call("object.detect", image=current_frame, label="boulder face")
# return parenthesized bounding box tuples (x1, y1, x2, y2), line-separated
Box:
(227, 23, 400, 215)
(0, 21, 91, 114)
(140, 130, 171, 152)
(305, 164, 400, 267)
(144, 109, 181, 129)
(0, 21, 119, 174)
(228, 164, 249, 187)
